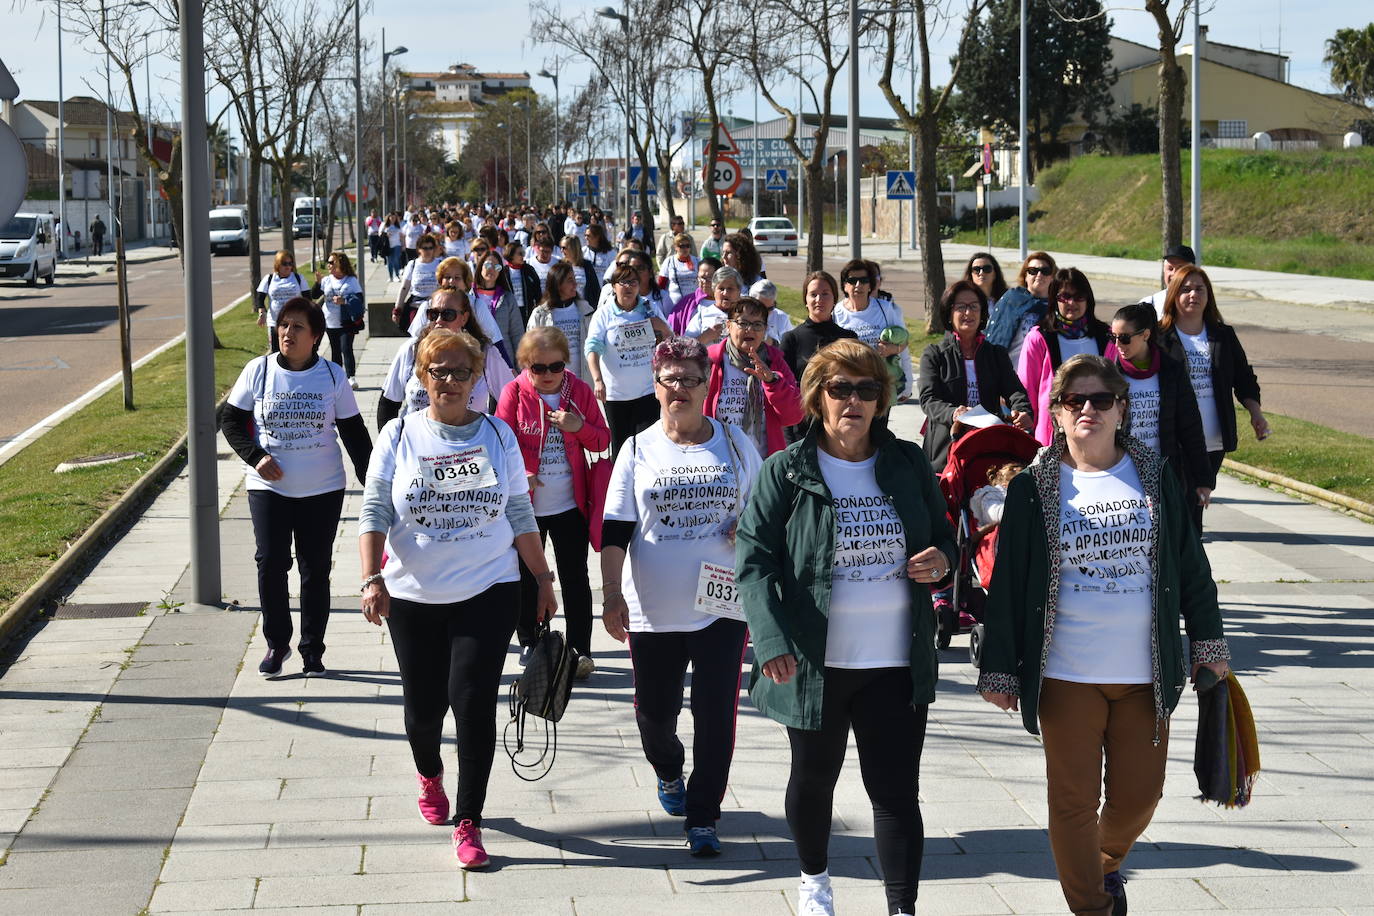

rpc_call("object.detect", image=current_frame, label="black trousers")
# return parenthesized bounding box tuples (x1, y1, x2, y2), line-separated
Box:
(268, 325, 280, 353)
(627, 618, 748, 828)
(386, 583, 519, 827)
(517, 508, 594, 657)
(605, 395, 660, 459)
(246, 488, 344, 658)
(1191, 449, 1226, 534)
(786, 666, 929, 914)
(326, 328, 357, 377)
(369, 235, 385, 261)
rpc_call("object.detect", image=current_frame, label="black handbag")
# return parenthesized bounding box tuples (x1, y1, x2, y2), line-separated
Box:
(503, 622, 574, 780)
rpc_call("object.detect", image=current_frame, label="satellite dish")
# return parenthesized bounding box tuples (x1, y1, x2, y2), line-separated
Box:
(0, 58, 29, 223)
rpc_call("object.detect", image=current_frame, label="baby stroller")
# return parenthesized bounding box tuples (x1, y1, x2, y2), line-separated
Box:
(936, 424, 1041, 666)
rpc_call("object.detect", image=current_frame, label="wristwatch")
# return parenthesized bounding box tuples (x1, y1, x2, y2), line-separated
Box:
(360, 572, 384, 592)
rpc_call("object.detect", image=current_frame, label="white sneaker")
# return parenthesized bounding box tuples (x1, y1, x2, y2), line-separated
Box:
(797, 872, 834, 916)
(348, 376, 359, 390)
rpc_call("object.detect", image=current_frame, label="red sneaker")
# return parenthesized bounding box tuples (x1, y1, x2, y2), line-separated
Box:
(416, 771, 449, 825)
(453, 819, 489, 869)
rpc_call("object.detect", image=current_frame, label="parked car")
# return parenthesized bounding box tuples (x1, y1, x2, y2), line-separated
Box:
(209, 206, 250, 255)
(0, 212, 58, 286)
(746, 216, 798, 256)
(292, 214, 325, 240)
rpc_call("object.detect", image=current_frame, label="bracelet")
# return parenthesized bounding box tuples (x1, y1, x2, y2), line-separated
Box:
(535, 570, 556, 585)
(360, 572, 384, 593)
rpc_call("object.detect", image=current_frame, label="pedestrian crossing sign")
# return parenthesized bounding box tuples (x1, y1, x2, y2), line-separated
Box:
(886, 170, 916, 200)
(764, 168, 789, 191)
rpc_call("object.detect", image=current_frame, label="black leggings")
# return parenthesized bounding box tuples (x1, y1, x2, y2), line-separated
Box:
(604, 395, 660, 459)
(517, 508, 594, 657)
(627, 618, 748, 828)
(786, 666, 929, 914)
(325, 328, 357, 377)
(1191, 449, 1226, 534)
(247, 488, 344, 658)
(385, 582, 519, 827)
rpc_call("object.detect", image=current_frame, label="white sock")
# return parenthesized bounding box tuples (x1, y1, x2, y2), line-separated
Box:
(800, 868, 830, 886)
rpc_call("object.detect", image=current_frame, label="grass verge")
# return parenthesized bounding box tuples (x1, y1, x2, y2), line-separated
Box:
(1227, 406, 1374, 506)
(0, 301, 264, 614)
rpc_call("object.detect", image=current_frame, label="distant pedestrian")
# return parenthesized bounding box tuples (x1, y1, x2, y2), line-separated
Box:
(254, 251, 310, 353)
(1139, 244, 1197, 318)
(89, 216, 107, 256)
(310, 250, 364, 387)
(585, 263, 672, 456)
(962, 251, 1008, 304)
(383, 213, 404, 281)
(986, 251, 1056, 369)
(1017, 267, 1111, 446)
(220, 297, 372, 679)
(366, 210, 383, 262)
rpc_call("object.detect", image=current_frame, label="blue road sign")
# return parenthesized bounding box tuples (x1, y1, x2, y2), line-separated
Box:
(764, 168, 789, 191)
(577, 174, 601, 197)
(628, 165, 659, 194)
(886, 170, 916, 200)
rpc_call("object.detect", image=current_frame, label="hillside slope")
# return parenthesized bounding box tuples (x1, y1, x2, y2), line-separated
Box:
(955, 149, 1374, 280)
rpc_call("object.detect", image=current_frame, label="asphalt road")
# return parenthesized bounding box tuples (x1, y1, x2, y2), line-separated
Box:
(0, 248, 274, 447)
(767, 255, 1374, 440)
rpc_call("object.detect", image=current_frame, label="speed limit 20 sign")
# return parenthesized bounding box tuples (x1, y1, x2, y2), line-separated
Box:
(705, 156, 742, 197)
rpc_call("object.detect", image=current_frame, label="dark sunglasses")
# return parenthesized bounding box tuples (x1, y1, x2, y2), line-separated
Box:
(426, 366, 473, 383)
(529, 361, 567, 375)
(843, 275, 872, 286)
(1056, 293, 1086, 304)
(1024, 266, 1053, 277)
(426, 307, 463, 322)
(1056, 392, 1118, 412)
(1105, 332, 1138, 346)
(970, 264, 995, 275)
(823, 380, 883, 401)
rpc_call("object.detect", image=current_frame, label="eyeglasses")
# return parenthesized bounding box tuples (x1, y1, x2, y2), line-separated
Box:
(843, 276, 872, 286)
(1056, 293, 1087, 304)
(730, 319, 767, 332)
(614, 278, 638, 288)
(426, 366, 473, 383)
(951, 301, 981, 313)
(1024, 266, 1053, 277)
(1056, 392, 1118, 412)
(823, 380, 884, 401)
(677, 243, 691, 249)
(426, 307, 463, 322)
(655, 375, 705, 389)
(970, 264, 995, 275)
(280, 261, 295, 267)
(1105, 332, 1138, 346)
(528, 361, 567, 375)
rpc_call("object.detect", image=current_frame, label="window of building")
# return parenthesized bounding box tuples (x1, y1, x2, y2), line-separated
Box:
(1217, 119, 1248, 139)
(89, 136, 100, 156)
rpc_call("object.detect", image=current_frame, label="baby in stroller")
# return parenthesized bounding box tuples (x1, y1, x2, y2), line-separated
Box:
(971, 460, 1024, 540)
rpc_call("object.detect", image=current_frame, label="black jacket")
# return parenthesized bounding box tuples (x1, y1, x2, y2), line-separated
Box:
(779, 318, 859, 383)
(1159, 323, 1261, 454)
(918, 334, 1032, 470)
(1123, 348, 1216, 491)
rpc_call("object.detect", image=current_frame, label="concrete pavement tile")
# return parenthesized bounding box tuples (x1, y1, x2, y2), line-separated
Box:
(267, 816, 439, 848)
(0, 726, 89, 749)
(0, 808, 33, 833)
(118, 660, 240, 681)
(152, 909, 354, 916)
(80, 711, 223, 741)
(363, 905, 574, 916)
(148, 878, 257, 912)
(564, 889, 793, 914)
(1322, 821, 1374, 847)
(179, 778, 283, 804)
(200, 739, 292, 762)
(24, 785, 189, 822)
(45, 760, 198, 791)
(160, 844, 363, 882)
(1144, 820, 1362, 850)
(63, 738, 208, 769)
(0, 766, 57, 790)
(180, 796, 370, 826)
(465, 862, 674, 900)
(196, 754, 376, 782)
(170, 823, 272, 851)
(254, 871, 464, 908)
(920, 851, 1058, 883)
(0, 846, 162, 889)
(666, 855, 879, 894)
(0, 883, 153, 916)
(947, 827, 1052, 855)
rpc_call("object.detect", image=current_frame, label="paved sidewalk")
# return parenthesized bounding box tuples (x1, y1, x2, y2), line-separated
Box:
(1, 257, 1372, 914)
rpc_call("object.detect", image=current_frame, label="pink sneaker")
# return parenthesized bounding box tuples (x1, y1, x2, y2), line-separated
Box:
(416, 771, 449, 825)
(453, 819, 489, 869)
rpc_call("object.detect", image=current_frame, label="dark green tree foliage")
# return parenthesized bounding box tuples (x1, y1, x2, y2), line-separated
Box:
(954, 0, 1115, 168)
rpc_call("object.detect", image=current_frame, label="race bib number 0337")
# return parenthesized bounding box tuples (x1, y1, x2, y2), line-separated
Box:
(424, 445, 498, 494)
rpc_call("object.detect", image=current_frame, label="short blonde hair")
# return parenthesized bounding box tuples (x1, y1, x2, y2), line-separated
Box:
(800, 338, 892, 419)
(272, 250, 295, 272)
(560, 235, 584, 263)
(517, 326, 571, 367)
(415, 328, 484, 382)
(436, 256, 472, 291)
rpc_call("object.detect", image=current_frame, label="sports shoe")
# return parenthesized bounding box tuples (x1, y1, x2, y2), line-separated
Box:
(657, 777, 687, 816)
(453, 819, 489, 869)
(1104, 870, 1127, 915)
(686, 825, 720, 857)
(574, 655, 595, 680)
(797, 872, 835, 916)
(417, 771, 449, 825)
(258, 647, 291, 679)
(301, 655, 327, 677)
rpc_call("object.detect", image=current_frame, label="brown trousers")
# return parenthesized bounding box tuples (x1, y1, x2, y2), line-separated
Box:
(1039, 679, 1169, 916)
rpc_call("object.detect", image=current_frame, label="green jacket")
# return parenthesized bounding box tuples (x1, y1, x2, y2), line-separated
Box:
(975, 436, 1230, 740)
(735, 425, 958, 730)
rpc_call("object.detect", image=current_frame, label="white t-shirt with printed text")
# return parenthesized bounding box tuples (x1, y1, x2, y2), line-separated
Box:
(586, 305, 658, 401)
(1179, 328, 1222, 452)
(531, 392, 577, 517)
(1125, 373, 1163, 453)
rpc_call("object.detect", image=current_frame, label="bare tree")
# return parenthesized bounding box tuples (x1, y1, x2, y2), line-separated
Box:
(734, 0, 859, 269)
(667, 0, 743, 223)
(877, 0, 987, 332)
(1144, 0, 1193, 254)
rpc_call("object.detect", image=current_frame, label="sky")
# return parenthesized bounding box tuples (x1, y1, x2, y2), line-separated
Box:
(3, 0, 1364, 147)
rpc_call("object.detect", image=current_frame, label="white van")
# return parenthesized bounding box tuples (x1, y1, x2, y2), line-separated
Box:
(209, 206, 250, 255)
(0, 212, 58, 286)
(293, 196, 325, 220)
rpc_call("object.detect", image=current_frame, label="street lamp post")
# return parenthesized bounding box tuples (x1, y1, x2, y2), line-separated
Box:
(519, 99, 531, 206)
(538, 64, 559, 204)
(1018, 0, 1028, 260)
(56, 0, 66, 257)
(352, 0, 365, 303)
(381, 35, 408, 220)
(596, 4, 631, 235)
(846, 0, 860, 258)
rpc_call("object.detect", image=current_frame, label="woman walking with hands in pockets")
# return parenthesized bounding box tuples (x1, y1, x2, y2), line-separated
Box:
(358, 328, 559, 872)
(977, 354, 1229, 916)
(736, 339, 957, 916)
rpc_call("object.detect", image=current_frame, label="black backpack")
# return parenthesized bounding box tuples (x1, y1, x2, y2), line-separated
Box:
(503, 622, 574, 781)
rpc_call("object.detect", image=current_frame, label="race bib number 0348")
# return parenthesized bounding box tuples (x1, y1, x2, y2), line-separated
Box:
(694, 561, 744, 621)
(424, 445, 498, 494)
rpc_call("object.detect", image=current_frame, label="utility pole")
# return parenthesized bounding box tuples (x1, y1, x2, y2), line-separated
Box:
(846, 0, 860, 258)
(1018, 0, 1028, 260)
(56, 0, 66, 257)
(1191, 6, 1204, 263)
(353, 0, 365, 302)
(538, 64, 560, 204)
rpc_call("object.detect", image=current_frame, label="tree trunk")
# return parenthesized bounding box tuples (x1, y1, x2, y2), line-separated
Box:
(1156, 56, 1185, 252)
(246, 154, 264, 297)
(804, 160, 826, 269)
(657, 151, 677, 223)
(915, 115, 946, 335)
(277, 159, 294, 258)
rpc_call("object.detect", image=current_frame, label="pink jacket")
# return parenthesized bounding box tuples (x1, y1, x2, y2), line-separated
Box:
(1016, 328, 1056, 446)
(704, 341, 804, 456)
(494, 370, 611, 522)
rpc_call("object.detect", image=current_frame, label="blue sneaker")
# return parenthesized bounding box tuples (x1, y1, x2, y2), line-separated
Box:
(657, 777, 686, 816)
(1104, 870, 1127, 915)
(686, 825, 720, 857)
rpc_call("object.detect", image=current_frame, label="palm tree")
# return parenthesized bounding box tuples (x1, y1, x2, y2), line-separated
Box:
(1324, 24, 1374, 106)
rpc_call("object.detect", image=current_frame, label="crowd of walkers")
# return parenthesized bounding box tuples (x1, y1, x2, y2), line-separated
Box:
(227, 200, 1267, 916)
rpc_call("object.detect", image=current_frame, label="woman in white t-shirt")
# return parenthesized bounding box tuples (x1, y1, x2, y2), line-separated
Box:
(394, 235, 442, 332)
(220, 298, 372, 679)
(832, 258, 914, 400)
(359, 328, 557, 872)
(383, 214, 405, 281)
(978, 354, 1230, 916)
(585, 263, 671, 456)
(253, 250, 310, 353)
(378, 288, 513, 428)
(657, 233, 700, 310)
(309, 250, 364, 387)
(525, 261, 594, 383)
(442, 221, 470, 259)
(687, 266, 791, 346)
(736, 339, 956, 916)
(601, 334, 764, 859)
